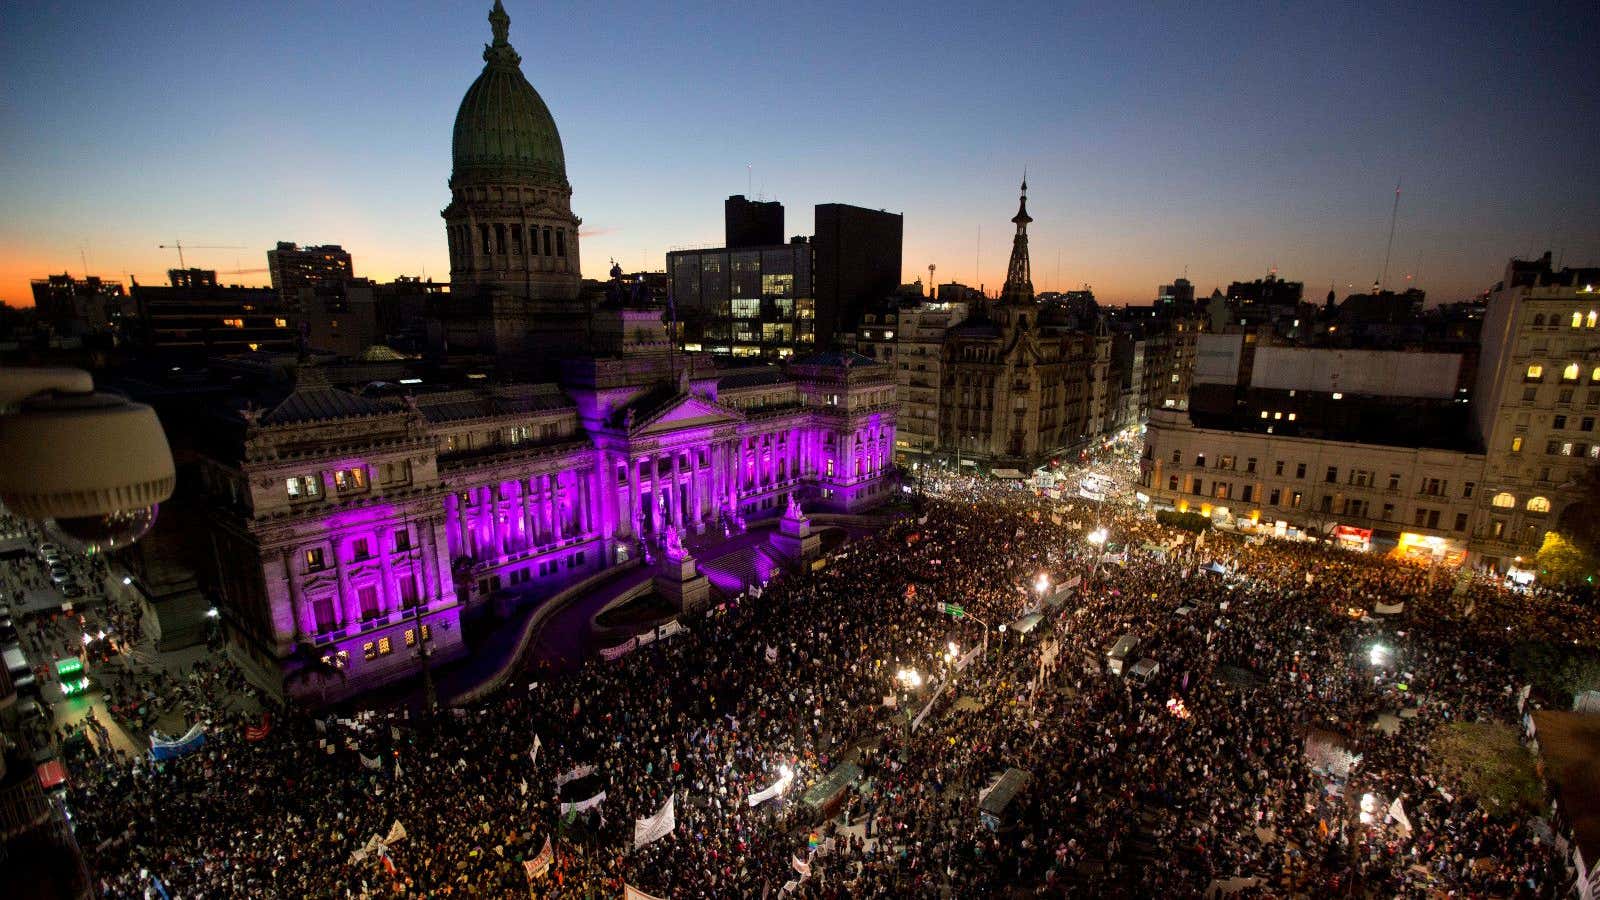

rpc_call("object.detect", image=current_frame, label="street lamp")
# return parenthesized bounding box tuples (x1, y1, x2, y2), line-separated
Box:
(1087, 527, 1108, 547)
(1034, 573, 1050, 597)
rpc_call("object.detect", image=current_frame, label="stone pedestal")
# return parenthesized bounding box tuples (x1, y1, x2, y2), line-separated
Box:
(654, 552, 711, 616)
(769, 503, 821, 563)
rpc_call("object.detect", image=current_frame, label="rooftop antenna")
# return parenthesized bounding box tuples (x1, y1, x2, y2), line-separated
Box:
(928, 263, 936, 297)
(747, 163, 752, 197)
(79, 244, 90, 278)
(1379, 177, 1401, 291)
(975, 224, 981, 291)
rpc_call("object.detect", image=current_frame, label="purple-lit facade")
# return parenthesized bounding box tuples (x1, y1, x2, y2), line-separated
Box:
(200, 323, 895, 702)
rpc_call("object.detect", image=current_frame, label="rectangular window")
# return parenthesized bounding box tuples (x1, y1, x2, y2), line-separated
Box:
(313, 596, 337, 633)
(1269, 488, 1281, 506)
(362, 641, 377, 661)
(1387, 473, 1400, 491)
(1171, 450, 1180, 464)
(1413, 507, 1428, 527)
(1295, 463, 1306, 479)
(334, 468, 367, 492)
(377, 637, 392, 656)
(352, 537, 371, 560)
(1274, 460, 1284, 477)
(405, 628, 417, 647)
(1582, 417, 1595, 432)
(1382, 502, 1394, 520)
(1241, 485, 1254, 502)
(287, 475, 320, 498)
(1292, 491, 1303, 508)
(1324, 466, 1337, 484)
(1454, 512, 1468, 532)
(1463, 481, 1475, 499)
(420, 624, 432, 643)
(1554, 415, 1568, 430)
(1511, 436, 1524, 453)
(1245, 457, 1257, 474)
(397, 576, 419, 608)
(1218, 455, 1235, 471)
(305, 547, 326, 570)
(1168, 475, 1179, 491)
(1427, 509, 1441, 529)
(358, 585, 380, 620)
(393, 529, 412, 552)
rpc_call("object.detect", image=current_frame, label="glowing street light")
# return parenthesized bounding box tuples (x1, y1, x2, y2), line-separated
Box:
(1087, 527, 1109, 547)
(896, 667, 922, 689)
(1034, 573, 1050, 596)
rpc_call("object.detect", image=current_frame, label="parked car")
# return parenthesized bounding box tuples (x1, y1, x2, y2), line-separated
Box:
(50, 566, 70, 584)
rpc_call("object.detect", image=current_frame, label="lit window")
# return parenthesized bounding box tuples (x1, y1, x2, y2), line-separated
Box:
(1563, 363, 1580, 382)
(1573, 312, 1584, 328)
(1260, 411, 1268, 419)
(1287, 413, 1297, 421)
(1491, 492, 1515, 509)
(362, 641, 377, 661)
(334, 468, 367, 491)
(1525, 364, 1543, 381)
(1273, 412, 1282, 420)
(377, 637, 392, 656)
(222, 317, 244, 328)
(286, 475, 320, 498)
(405, 628, 416, 647)
(1331, 392, 1343, 400)
(274, 317, 288, 328)
(1593, 367, 1600, 382)
(420, 624, 431, 642)
(1526, 496, 1550, 513)
(1589, 311, 1598, 328)
(1511, 436, 1524, 453)
(247, 343, 260, 351)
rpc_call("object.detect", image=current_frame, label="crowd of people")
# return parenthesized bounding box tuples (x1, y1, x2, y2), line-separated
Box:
(60, 461, 1596, 898)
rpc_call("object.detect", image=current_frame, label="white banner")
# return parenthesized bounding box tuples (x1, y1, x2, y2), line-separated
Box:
(555, 764, 597, 788)
(1373, 601, 1405, 616)
(791, 853, 811, 877)
(633, 795, 676, 849)
(657, 619, 684, 641)
(747, 769, 795, 806)
(1062, 574, 1081, 590)
(524, 836, 553, 880)
(360, 753, 383, 770)
(624, 885, 669, 900)
(600, 638, 638, 661)
(560, 790, 607, 816)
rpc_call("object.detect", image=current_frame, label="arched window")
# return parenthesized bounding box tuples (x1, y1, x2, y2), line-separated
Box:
(1526, 496, 1550, 513)
(1491, 492, 1515, 509)
(1588, 310, 1598, 328)
(1564, 362, 1581, 382)
(1533, 314, 1545, 326)
(1573, 311, 1584, 328)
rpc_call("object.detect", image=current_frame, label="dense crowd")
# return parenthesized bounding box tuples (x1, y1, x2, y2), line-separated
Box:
(61, 465, 1596, 898)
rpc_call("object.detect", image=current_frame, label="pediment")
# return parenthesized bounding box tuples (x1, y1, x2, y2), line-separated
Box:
(631, 395, 743, 436)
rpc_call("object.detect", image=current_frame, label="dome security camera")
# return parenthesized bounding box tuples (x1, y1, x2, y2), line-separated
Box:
(0, 369, 176, 553)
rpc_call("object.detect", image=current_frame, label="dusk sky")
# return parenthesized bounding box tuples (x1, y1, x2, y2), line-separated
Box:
(3, 1, 1597, 308)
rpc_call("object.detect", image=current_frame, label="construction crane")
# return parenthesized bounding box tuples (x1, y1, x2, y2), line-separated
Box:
(158, 240, 246, 269)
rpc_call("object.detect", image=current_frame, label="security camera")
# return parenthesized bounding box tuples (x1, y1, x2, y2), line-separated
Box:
(0, 367, 175, 552)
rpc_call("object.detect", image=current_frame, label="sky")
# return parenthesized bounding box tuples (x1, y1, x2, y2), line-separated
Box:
(3, 1, 1598, 309)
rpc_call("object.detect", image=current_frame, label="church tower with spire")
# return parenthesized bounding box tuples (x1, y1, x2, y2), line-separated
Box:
(999, 176, 1035, 305)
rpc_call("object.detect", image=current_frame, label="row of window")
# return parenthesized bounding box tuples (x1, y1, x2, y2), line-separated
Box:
(361, 625, 432, 661)
(308, 576, 422, 634)
(1524, 362, 1600, 383)
(303, 529, 413, 570)
(1170, 470, 1555, 517)
(1174, 451, 1476, 498)
(286, 463, 412, 501)
(449, 223, 570, 259)
(1529, 309, 1598, 329)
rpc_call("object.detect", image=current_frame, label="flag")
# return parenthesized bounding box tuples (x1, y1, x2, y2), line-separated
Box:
(394, 759, 403, 780)
(384, 821, 407, 844)
(524, 836, 553, 880)
(360, 753, 383, 770)
(244, 713, 271, 742)
(1388, 797, 1413, 838)
(379, 849, 397, 877)
(791, 854, 811, 877)
(530, 734, 541, 766)
(633, 795, 676, 849)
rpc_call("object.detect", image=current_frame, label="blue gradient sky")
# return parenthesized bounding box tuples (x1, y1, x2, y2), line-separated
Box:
(3, 1, 1597, 307)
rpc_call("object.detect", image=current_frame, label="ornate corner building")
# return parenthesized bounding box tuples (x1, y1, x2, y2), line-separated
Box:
(193, 3, 897, 704)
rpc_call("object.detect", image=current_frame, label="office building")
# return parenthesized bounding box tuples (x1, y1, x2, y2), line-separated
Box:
(814, 203, 903, 347)
(667, 240, 815, 359)
(133, 271, 295, 357)
(725, 195, 784, 248)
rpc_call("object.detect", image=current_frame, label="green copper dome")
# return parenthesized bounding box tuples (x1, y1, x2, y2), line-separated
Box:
(451, 2, 567, 187)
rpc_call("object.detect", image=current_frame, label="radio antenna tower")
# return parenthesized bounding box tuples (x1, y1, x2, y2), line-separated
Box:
(1379, 178, 1402, 291)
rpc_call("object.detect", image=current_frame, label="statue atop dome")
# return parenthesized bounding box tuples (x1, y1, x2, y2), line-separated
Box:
(484, 0, 521, 67)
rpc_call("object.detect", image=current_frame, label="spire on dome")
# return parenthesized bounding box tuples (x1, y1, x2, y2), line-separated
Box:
(1000, 176, 1034, 304)
(484, 0, 521, 67)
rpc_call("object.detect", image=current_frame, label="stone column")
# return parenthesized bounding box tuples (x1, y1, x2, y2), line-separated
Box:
(421, 515, 442, 605)
(519, 481, 532, 549)
(444, 493, 461, 559)
(552, 473, 566, 543)
(688, 448, 703, 528)
(648, 456, 663, 534)
(669, 451, 683, 529)
(626, 456, 642, 537)
(282, 549, 306, 636)
(335, 544, 357, 628)
(377, 527, 396, 615)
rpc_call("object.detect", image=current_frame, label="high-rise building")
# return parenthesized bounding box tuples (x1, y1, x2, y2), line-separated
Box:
(169, 268, 219, 289)
(30, 272, 126, 334)
(813, 203, 903, 347)
(1158, 277, 1195, 308)
(725, 195, 784, 248)
(667, 240, 815, 359)
(267, 242, 354, 295)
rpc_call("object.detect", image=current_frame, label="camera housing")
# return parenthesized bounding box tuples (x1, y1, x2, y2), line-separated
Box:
(0, 378, 176, 553)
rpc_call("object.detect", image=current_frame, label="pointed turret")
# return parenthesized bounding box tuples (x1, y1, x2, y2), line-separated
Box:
(1000, 177, 1034, 304)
